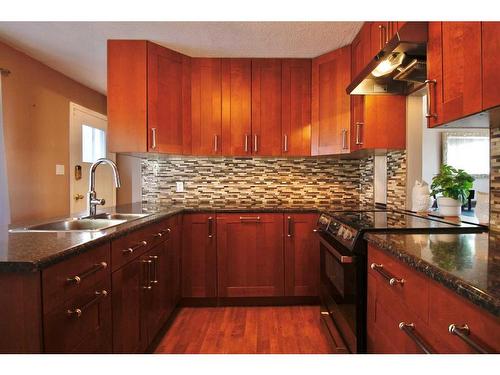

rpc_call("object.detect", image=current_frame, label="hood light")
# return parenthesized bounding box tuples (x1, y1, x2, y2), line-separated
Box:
(372, 52, 405, 77)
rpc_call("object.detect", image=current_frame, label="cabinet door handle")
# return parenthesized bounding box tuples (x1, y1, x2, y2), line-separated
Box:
(66, 261, 107, 285)
(424, 79, 438, 120)
(448, 324, 490, 354)
(399, 322, 433, 354)
(142, 259, 153, 290)
(67, 289, 108, 318)
(370, 263, 405, 286)
(149, 255, 158, 285)
(122, 240, 148, 254)
(379, 24, 386, 49)
(287, 216, 293, 237)
(151, 127, 157, 150)
(254, 134, 258, 153)
(208, 216, 214, 238)
(283, 134, 288, 153)
(355, 122, 364, 145)
(244, 134, 249, 153)
(214, 134, 219, 153)
(341, 129, 348, 150)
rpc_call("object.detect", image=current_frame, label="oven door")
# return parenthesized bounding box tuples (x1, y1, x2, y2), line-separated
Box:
(319, 235, 358, 353)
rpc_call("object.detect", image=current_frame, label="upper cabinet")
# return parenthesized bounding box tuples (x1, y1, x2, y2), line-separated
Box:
(108, 40, 191, 153)
(351, 23, 371, 78)
(191, 58, 222, 156)
(482, 22, 500, 110)
(282, 59, 312, 156)
(426, 22, 500, 127)
(311, 45, 352, 156)
(251, 59, 283, 156)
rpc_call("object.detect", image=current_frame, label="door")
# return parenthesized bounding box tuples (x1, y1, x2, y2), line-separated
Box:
(217, 213, 284, 297)
(311, 45, 351, 155)
(482, 22, 500, 110)
(221, 59, 252, 156)
(69, 103, 115, 215)
(284, 213, 319, 296)
(251, 59, 282, 156)
(182, 214, 217, 298)
(147, 42, 191, 154)
(282, 59, 312, 156)
(191, 58, 222, 155)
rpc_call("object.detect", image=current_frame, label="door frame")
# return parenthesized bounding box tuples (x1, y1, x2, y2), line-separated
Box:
(69, 102, 109, 214)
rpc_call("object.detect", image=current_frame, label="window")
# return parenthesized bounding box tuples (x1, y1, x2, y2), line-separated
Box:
(442, 131, 489, 177)
(82, 124, 106, 163)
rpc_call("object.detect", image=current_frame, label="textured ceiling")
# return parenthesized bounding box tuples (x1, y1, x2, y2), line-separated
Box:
(0, 22, 362, 94)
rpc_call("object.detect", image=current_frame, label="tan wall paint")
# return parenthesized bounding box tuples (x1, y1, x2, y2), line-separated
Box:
(0, 41, 107, 224)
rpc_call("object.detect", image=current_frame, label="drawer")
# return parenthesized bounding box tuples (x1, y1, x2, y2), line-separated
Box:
(428, 281, 500, 353)
(368, 244, 430, 323)
(43, 278, 112, 353)
(111, 225, 159, 271)
(42, 243, 110, 313)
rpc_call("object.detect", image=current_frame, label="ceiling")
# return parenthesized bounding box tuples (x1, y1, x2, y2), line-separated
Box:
(0, 22, 362, 94)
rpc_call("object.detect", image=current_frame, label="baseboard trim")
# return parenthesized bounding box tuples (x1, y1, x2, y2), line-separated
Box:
(179, 296, 319, 307)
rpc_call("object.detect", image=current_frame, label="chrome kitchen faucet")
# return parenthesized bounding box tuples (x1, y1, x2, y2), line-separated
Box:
(88, 158, 121, 216)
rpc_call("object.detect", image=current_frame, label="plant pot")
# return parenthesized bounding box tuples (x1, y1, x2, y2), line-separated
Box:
(437, 197, 462, 217)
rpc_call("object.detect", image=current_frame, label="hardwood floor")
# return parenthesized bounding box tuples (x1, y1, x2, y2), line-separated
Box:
(154, 305, 333, 354)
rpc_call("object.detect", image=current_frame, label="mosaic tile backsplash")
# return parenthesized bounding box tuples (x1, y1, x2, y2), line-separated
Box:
(142, 156, 374, 209)
(386, 150, 407, 210)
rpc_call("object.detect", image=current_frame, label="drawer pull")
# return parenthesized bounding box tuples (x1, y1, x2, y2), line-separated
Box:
(122, 240, 148, 254)
(66, 261, 107, 285)
(240, 216, 261, 222)
(67, 289, 108, 318)
(448, 324, 490, 354)
(399, 322, 433, 354)
(370, 263, 405, 286)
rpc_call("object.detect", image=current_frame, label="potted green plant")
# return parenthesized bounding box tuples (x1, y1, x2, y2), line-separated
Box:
(430, 164, 474, 217)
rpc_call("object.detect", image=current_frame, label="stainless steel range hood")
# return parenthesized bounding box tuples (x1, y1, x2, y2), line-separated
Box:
(347, 22, 428, 95)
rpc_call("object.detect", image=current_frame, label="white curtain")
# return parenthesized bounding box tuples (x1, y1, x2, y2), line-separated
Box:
(0, 73, 11, 225)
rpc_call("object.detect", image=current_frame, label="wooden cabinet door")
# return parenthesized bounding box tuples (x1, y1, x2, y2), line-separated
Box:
(148, 42, 191, 154)
(112, 256, 148, 353)
(482, 22, 500, 110)
(221, 59, 252, 156)
(427, 22, 482, 127)
(191, 58, 222, 155)
(182, 214, 217, 298)
(217, 213, 284, 297)
(281, 59, 311, 156)
(284, 213, 319, 297)
(370, 22, 389, 56)
(351, 23, 372, 78)
(311, 45, 351, 155)
(251, 59, 283, 156)
(168, 216, 182, 305)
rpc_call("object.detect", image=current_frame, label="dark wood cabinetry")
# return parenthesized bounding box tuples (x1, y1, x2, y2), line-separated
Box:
(311, 45, 352, 155)
(281, 59, 312, 156)
(182, 213, 217, 298)
(284, 213, 319, 297)
(217, 213, 284, 297)
(482, 22, 500, 110)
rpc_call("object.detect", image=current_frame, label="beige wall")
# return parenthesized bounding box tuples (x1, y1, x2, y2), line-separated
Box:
(0, 41, 107, 224)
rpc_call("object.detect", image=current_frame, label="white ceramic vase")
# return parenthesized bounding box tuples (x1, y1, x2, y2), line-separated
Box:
(437, 197, 462, 217)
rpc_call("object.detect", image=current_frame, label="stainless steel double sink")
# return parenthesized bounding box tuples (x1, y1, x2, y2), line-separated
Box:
(9, 213, 151, 232)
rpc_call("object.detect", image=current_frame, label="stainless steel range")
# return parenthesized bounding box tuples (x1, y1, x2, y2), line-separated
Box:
(316, 209, 487, 353)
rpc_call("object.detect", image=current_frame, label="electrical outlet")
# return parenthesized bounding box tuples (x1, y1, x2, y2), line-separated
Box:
(55, 164, 65, 175)
(176, 181, 184, 192)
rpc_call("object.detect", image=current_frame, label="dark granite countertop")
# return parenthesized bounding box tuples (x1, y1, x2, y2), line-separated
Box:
(364, 231, 500, 316)
(0, 203, 353, 273)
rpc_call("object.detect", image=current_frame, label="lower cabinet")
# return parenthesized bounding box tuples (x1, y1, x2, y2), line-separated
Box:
(217, 213, 284, 297)
(367, 244, 500, 354)
(284, 213, 319, 296)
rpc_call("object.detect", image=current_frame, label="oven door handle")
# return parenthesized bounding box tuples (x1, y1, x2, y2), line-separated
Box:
(319, 236, 356, 264)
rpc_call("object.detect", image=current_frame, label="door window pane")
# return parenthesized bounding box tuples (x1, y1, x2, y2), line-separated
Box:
(82, 124, 106, 163)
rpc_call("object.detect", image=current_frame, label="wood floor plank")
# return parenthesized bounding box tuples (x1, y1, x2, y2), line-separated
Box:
(154, 305, 333, 354)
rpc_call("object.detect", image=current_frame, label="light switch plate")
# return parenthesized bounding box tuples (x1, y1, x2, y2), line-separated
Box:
(176, 181, 184, 192)
(55, 164, 65, 175)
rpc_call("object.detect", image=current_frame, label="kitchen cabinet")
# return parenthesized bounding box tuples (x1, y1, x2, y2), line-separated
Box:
(251, 59, 283, 156)
(107, 40, 191, 153)
(482, 22, 500, 110)
(311, 45, 352, 155)
(182, 213, 217, 298)
(427, 22, 482, 127)
(367, 244, 500, 354)
(168, 215, 182, 305)
(369, 22, 406, 57)
(281, 59, 312, 156)
(191, 58, 222, 155)
(350, 95, 406, 151)
(351, 23, 372, 78)
(217, 213, 284, 297)
(284, 213, 319, 297)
